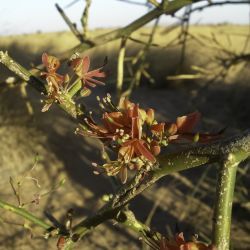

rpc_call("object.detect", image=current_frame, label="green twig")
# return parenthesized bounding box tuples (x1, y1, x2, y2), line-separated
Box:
(68, 79, 82, 97)
(65, 208, 153, 249)
(0, 51, 46, 94)
(116, 38, 127, 99)
(67, 0, 196, 55)
(0, 199, 52, 230)
(148, 0, 160, 7)
(212, 154, 239, 250)
(66, 131, 250, 248)
(81, 0, 92, 40)
(55, 3, 84, 42)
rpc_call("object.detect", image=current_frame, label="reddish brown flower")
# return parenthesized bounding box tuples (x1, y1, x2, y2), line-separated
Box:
(150, 140, 161, 156)
(41, 53, 67, 92)
(40, 53, 70, 112)
(166, 112, 201, 141)
(151, 123, 165, 135)
(102, 111, 130, 134)
(77, 97, 158, 183)
(146, 233, 215, 250)
(116, 100, 156, 165)
(160, 233, 214, 250)
(165, 112, 220, 143)
(57, 236, 66, 250)
(119, 139, 156, 163)
(69, 55, 106, 88)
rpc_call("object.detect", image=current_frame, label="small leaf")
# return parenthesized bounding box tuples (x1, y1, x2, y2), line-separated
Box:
(119, 166, 128, 184)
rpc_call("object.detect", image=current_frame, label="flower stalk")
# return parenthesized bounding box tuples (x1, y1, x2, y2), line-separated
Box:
(68, 79, 82, 97)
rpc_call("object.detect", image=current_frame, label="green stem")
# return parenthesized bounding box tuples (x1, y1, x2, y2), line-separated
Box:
(0, 199, 52, 230)
(212, 155, 238, 250)
(67, 131, 250, 248)
(68, 79, 82, 97)
(0, 51, 46, 94)
(148, 0, 160, 7)
(69, 0, 197, 55)
(81, 0, 92, 40)
(65, 208, 152, 250)
(116, 38, 127, 99)
(116, 209, 150, 234)
(55, 3, 83, 42)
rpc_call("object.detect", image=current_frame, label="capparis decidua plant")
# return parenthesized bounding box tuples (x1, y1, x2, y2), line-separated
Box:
(41, 53, 220, 185)
(0, 51, 249, 250)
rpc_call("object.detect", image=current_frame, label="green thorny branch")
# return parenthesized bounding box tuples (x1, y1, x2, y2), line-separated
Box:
(212, 155, 239, 250)
(65, 131, 250, 248)
(55, 0, 92, 43)
(122, 16, 160, 98)
(1, 51, 250, 250)
(55, 3, 84, 43)
(61, 0, 200, 57)
(0, 199, 52, 231)
(81, 0, 92, 40)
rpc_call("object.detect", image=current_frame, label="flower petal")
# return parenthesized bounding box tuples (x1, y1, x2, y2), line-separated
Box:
(119, 144, 134, 162)
(135, 140, 156, 162)
(86, 68, 106, 78)
(131, 117, 141, 139)
(85, 77, 105, 86)
(151, 123, 165, 134)
(42, 53, 60, 73)
(82, 56, 90, 74)
(165, 123, 178, 135)
(176, 112, 201, 133)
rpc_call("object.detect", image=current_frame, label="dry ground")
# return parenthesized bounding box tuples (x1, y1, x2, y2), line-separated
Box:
(0, 26, 249, 249)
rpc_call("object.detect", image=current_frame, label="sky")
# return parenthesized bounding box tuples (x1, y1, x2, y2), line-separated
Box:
(0, 0, 249, 36)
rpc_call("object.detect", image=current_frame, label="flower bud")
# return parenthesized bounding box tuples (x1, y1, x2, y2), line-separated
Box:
(80, 87, 91, 97)
(146, 108, 155, 125)
(150, 140, 161, 156)
(151, 123, 165, 134)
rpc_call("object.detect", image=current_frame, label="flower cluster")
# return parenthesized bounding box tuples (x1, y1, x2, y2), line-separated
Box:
(145, 232, 215, 250)
(76, 95, 218, 183)
(40, 53, 106, 111)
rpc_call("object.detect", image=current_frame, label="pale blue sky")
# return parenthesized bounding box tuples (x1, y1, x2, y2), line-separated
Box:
(0, 0, 249, 36)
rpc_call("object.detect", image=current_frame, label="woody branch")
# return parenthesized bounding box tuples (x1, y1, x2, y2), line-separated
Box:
(61, 0, 201, 57)
(57, 131, 250, 249)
